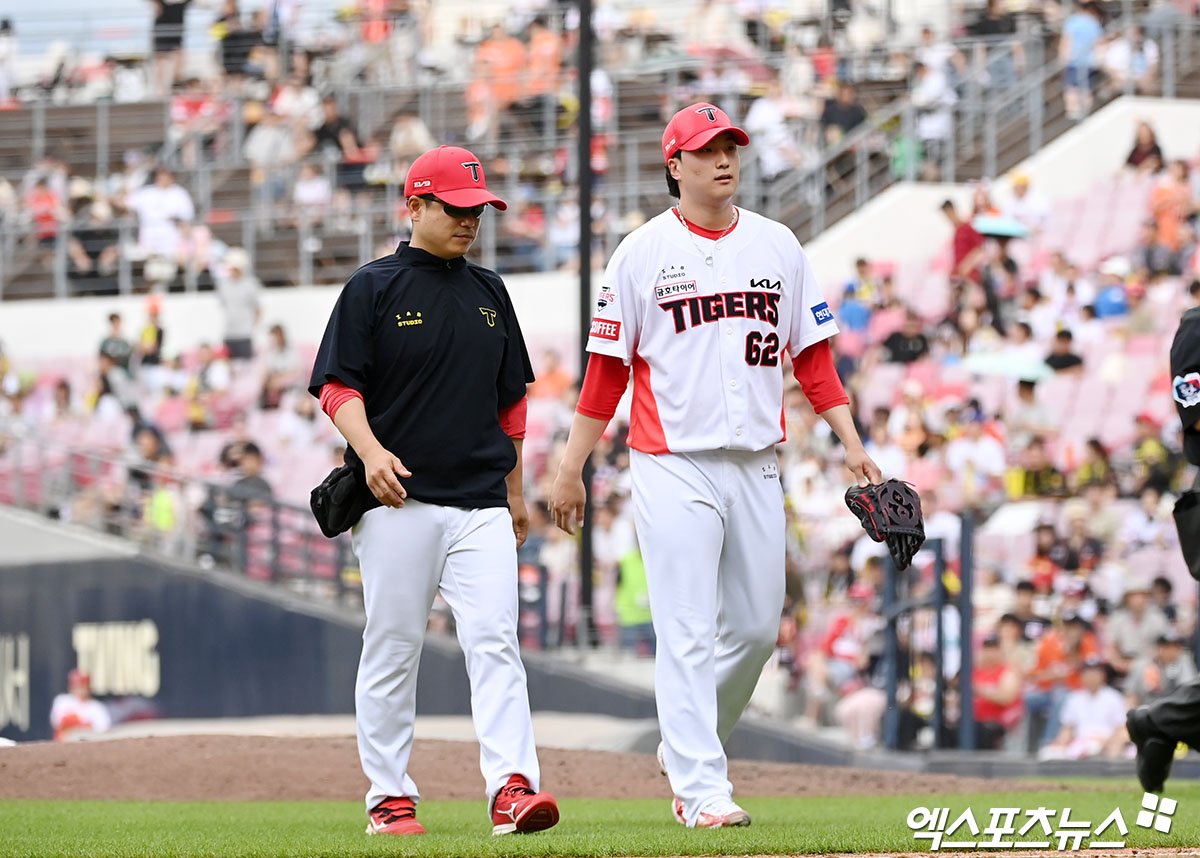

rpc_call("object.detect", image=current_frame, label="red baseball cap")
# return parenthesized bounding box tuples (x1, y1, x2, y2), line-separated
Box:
(403, 145, 507, 211)
(661, 102, 750, 164)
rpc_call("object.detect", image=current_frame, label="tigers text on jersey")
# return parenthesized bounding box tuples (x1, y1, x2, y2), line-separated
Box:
(587, 207, 838, 454)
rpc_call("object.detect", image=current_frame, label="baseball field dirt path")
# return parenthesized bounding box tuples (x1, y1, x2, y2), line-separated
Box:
(0, 736, 1080, 801)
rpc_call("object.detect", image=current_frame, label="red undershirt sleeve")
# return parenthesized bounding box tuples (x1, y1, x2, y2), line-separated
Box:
(577, 353, 631, 420)
(318, 379, 365, 422)
(793, 340, 850, 414)
(499, 396, 528, 439)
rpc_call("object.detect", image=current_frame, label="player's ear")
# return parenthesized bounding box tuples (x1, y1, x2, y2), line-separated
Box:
(406, 196, 423, 221)
(667, 154, 682, 181)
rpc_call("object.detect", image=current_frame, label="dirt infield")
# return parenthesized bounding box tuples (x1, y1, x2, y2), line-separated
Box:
(0, 736, 1077, 802)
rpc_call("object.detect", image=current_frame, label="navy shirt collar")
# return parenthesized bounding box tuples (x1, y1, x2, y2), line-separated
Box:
(396, 241, 468, 271)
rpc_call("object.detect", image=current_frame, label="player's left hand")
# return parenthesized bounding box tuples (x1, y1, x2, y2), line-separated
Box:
(509, 495, 530, 549)
(844, 445, 883, 487)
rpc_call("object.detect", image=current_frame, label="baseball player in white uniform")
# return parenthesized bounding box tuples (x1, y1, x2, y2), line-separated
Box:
(550, 103, 881, 828)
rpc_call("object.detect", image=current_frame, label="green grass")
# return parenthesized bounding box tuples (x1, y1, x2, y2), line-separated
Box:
(2, 785, 1199, 857)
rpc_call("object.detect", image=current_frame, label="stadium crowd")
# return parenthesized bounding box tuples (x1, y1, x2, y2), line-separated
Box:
(0, 0, 1170, 289)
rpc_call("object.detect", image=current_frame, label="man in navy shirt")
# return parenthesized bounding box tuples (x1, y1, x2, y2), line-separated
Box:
(309, 145, 558, 837)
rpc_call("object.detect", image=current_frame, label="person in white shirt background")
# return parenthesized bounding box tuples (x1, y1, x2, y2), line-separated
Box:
(1041, 657, 1130, 759)
(49, 669, 111, 742)
(124, 166, 195, 261)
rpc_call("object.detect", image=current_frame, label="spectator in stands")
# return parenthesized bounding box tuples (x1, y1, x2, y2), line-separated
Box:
(471, 24, 526, 138)
(99, 313, 133, 373)
(0, 19, 15, 102)
(945, 407, 1006, 508)
(71, 199, 121, 281)
(1006, 379, 1054, 454)
(213, 247, 261, 361)
(279, 392, 321, 450)
(1102, 26, 1159, 95)
(292, 162, 333, 227)
(1024, 613, 1098, 751)
(125, 167, 195, 262)
(1131, 416, 1174, 494)
(838, 285, 871, 334)
(150, 0, 194, 96)
(910, 62, 956, 182)
(128, 423, 171, 496)
(744, 76, 805, 186)
(973, 633, 1024, 749)
(1041, 657, 1129, 759)
(244, 105, 299, 195)
(134, 297, 165, 372)
(1060, 1, 1104, 120)
(92, 351, 137, 422)
(1012, 579, 1052, 641)
(388, 110, 436, 169)
(1150, 575, 1177, 624)
(1002, 173, 1050, 234)
(1150, 160, 1191, 254)
(1052, 502, 1105, 573)
(942, 198, 988, 294)
(271, 73, 321, 135)
(1126, 630, 1196, 707)
(1014, 436, 1067, 498)
(1126, 121, 1164, 174)
(864, 415, 907, 479)
(184, 343, 231, 431)
(1105, 576, 1171, 679)
(820, 82, 867, 147)
(50, 669, 111, 741)
(1044, 329, 1083, 374)
(259, 323, 302, 410)
(213, 0, 259, 85)
(228, 441, 272, 502)
(881, 310, 930, 364)
(306, 96, 368, 189)
(969, 0, 1016, 38)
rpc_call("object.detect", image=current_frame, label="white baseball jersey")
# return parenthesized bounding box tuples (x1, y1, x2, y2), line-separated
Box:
(587, 207, 839, 454)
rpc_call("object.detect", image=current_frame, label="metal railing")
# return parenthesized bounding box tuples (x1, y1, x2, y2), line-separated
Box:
(0, 434, 359, 602)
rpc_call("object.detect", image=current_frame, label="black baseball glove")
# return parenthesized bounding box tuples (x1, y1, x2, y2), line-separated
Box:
(844, 479, 926, 571)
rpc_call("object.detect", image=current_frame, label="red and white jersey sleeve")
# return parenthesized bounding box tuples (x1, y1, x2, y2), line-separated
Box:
(587, 208, 838, 454)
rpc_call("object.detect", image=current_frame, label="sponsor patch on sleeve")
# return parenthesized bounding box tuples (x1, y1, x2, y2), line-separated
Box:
(811, 302, 834, 325)
(589, 317, 622, 341)
(596, 288, 617, 311)
(655, 280, 698, 302)
(1175, 372, 1200, 407)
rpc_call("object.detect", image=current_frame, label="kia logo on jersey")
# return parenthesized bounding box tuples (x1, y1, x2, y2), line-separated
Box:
(749, 277, 781, 290)
(811, 302, 834, 324)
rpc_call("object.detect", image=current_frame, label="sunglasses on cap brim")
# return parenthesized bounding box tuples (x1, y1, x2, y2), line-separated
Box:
(419, 195, 486, 219)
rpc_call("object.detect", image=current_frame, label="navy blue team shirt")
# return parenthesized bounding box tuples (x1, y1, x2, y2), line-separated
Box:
(308, 242, 535, 509)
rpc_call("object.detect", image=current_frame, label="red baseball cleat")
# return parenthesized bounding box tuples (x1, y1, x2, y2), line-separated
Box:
(365, 796, 427, 835)
(491, 774, 560, 836)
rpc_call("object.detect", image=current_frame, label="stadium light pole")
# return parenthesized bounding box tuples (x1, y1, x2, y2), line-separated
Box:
(577, 0, 598, 648)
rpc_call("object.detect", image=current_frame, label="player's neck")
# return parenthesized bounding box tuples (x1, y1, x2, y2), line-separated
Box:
(408, 235, 463, 260)
(675, 195, 736, 232)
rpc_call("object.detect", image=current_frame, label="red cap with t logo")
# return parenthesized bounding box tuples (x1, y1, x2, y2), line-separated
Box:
(661, 102, 750, 164)
(403, 145, 507, 211)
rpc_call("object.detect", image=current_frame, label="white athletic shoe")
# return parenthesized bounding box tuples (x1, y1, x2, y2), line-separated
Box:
(692, 796, 752, 828)
(657, 741, 667, 776)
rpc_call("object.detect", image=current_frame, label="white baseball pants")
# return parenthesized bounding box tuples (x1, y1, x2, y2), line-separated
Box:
(630, 448, 786, 826)
(351, 501, 540, 813)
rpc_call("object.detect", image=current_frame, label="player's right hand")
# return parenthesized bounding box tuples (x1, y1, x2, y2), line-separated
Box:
(362, 447, 411, 508)
(549, 469, 587, 535)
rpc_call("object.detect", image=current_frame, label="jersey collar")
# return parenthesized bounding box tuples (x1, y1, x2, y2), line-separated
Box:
(396, 242, 468, 270)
